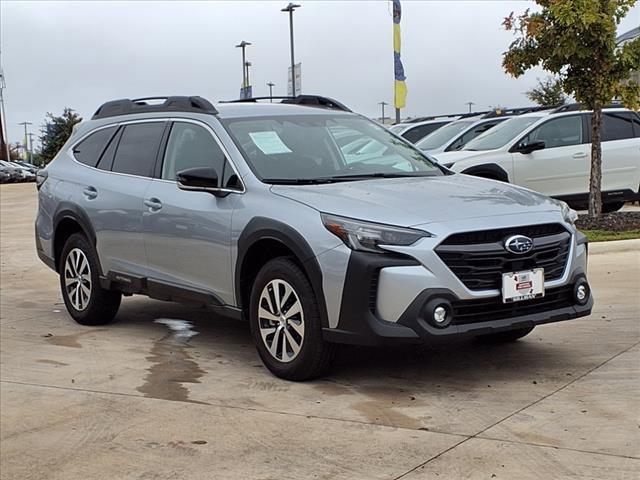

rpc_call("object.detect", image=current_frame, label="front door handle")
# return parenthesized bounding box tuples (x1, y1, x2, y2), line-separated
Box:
(572, 152, 588, 159)
(144, 198, 163, 211)
(82, 186, 98, 199)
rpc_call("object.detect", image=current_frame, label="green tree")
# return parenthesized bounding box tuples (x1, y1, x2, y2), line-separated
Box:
(526, 76, 567, 106)
(39, 108, 82, 164)
(503, 0, 640, 217)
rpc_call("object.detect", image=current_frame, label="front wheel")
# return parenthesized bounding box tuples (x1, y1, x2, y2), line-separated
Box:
(475, 326, 534, 343)
(249, 257, 336, 381)
(59, 233, 121, 326)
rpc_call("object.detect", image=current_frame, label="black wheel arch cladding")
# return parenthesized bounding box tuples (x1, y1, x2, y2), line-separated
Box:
(461, 163, 509, 182)
(235, 217, 330, 328)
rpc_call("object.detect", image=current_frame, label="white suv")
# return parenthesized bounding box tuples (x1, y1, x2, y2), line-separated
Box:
(433, 107, 640, 212)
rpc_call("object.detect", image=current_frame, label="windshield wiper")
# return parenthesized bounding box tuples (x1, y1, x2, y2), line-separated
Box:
(262, 177, 338, 185)
(329, 172, 437, 180)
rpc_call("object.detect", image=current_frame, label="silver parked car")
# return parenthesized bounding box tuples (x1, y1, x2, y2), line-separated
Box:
(35, 95, 593, 380)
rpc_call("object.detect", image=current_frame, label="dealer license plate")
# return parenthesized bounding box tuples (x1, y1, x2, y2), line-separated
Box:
(502, 268, 544, 303)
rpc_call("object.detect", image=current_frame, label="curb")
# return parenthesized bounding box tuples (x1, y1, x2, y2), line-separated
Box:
(588, 238, 640, 255)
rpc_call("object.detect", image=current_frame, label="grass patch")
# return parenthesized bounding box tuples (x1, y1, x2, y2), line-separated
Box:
(581, 229, 640, 242)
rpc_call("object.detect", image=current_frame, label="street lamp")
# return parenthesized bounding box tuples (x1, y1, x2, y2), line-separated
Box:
(245, 61, 252, 90)
(267, 82, 275, 102)
(465, 101, 475, 113)
(281, 3, 300, 97)
(235, 40, 252, 98)
(378, 101, 388, 124)
(19, 121, 32, 163)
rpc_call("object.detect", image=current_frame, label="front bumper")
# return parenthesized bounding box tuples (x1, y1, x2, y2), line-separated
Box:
(322, 225, 592, 346)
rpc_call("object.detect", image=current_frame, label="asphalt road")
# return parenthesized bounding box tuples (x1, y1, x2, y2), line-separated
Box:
(1, 183, 639, 480)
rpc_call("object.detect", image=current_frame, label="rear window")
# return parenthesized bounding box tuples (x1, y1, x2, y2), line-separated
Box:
(111, 123, 165, 177)
(72, 127, 117, 167)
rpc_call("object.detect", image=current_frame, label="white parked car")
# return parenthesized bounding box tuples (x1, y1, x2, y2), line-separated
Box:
(390, 118, 456, 143)
(415, 116, 510, 153)
(432, 106, 640, 212)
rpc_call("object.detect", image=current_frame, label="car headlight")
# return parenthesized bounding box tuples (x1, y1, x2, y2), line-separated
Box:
(321, 213, 431, 253)
(553, 199, 578, 225)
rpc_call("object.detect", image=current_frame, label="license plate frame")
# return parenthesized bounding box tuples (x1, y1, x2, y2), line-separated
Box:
(502, 268, 545, 303)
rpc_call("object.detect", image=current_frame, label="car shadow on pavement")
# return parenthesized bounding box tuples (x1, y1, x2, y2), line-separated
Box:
(113, 296, 577, 388)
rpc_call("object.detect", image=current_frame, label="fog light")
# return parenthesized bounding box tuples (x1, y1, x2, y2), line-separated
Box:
(574, 281, 590, 305)
(434, 306, 447, 324)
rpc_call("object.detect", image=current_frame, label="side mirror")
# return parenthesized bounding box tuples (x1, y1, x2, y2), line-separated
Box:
(176, 166, 226, 196)
(516, 140, 545, 154)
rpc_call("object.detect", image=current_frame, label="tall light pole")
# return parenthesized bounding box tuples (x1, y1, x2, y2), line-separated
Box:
(281, 3, 300, 97)
(267, 82, 275, 102)
(245, 61, 252, 90)
(28, 132, 35, 164)
(0, 62, 10, 162)
(378, 101, 388, 124)
(235, 40, 252, 98)
(19, 121, 32, 163)
(465, 101, 475, 113)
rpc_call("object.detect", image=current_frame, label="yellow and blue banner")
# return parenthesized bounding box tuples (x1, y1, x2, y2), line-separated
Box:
(393, 0, 407, 110)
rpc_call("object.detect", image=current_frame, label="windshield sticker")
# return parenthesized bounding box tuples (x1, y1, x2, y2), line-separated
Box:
(248, 131, 292, 155)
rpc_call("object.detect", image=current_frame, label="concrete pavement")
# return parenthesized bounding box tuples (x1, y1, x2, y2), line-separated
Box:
(1, 183, 639, 479)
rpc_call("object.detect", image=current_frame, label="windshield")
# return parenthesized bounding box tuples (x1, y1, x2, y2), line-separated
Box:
(223, 114, 444, 183)
(415, 120, 474, 150)
(463, 116, 543, 151)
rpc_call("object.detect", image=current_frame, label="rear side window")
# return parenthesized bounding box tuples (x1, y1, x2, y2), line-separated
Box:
(72, 127, 117, 167)
(402, 123, 447, 143)
(631, 113, 640, 138)
(601, 112, 635, 141)
(111, 123, 165, 177)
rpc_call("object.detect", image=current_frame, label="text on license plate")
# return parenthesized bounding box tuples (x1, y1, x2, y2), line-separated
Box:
(502, 268, 544, 303)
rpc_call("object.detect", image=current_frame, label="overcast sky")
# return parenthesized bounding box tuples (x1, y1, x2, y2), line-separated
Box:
(1, 0, 638, 147)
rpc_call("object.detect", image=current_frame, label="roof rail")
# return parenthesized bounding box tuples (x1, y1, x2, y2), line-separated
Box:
(550, 102, 624, 113)
(481, 105, 556, 118)
(224, 95, 352, 112)
(92, 96, 218, 120)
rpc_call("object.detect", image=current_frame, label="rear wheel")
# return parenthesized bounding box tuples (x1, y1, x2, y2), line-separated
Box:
(475, 326, 534, 343)
(59, 233, 121, 326)
(602, 201, 624, 213)
(249, 257, 336, 381)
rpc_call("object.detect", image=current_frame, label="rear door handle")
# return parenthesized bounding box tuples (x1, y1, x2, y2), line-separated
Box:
(144, 198, 163, 211)
(82, 186, 98, 199)
(572, 152, 588, 159)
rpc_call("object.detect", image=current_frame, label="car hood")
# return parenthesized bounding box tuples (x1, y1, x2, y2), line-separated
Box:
(271, 174, 560, 227)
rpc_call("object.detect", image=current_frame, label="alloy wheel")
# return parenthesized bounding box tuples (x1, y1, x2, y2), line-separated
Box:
(64, 248, 92, 311)
(258, 279, 305, 363)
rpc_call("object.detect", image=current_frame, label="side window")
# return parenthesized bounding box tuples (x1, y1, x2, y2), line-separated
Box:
(72, 127, 117, 167)
(631, 113, 640, 138)
(403, 124, 442, 143)
(525, 116, 583, 148)
(602, 112, 634, 141)
(111, 123, 165, 177)
(162, 122, 227, 184)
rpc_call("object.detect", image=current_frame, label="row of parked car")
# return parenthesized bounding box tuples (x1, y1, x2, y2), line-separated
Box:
(389, 104, 640, 212)
(0, 160, 39, 183)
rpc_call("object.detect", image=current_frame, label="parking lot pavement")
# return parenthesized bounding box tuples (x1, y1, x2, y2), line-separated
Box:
(1, 183, 639, 480)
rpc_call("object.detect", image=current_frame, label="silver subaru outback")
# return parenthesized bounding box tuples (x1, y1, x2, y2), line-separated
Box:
(35, 95, 593, 380)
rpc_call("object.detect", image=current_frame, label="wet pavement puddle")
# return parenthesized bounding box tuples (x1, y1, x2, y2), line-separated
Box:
(137, 319, 208, 404)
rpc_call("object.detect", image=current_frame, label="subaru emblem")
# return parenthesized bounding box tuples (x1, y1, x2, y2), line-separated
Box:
(504, 235, 533, 254)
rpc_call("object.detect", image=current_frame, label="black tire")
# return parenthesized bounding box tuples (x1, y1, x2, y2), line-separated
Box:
(59, 233, 121, 326)
(475, 326, 534, 343)
(602, 201, 624, 213)
(249, 257, 336, 381)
